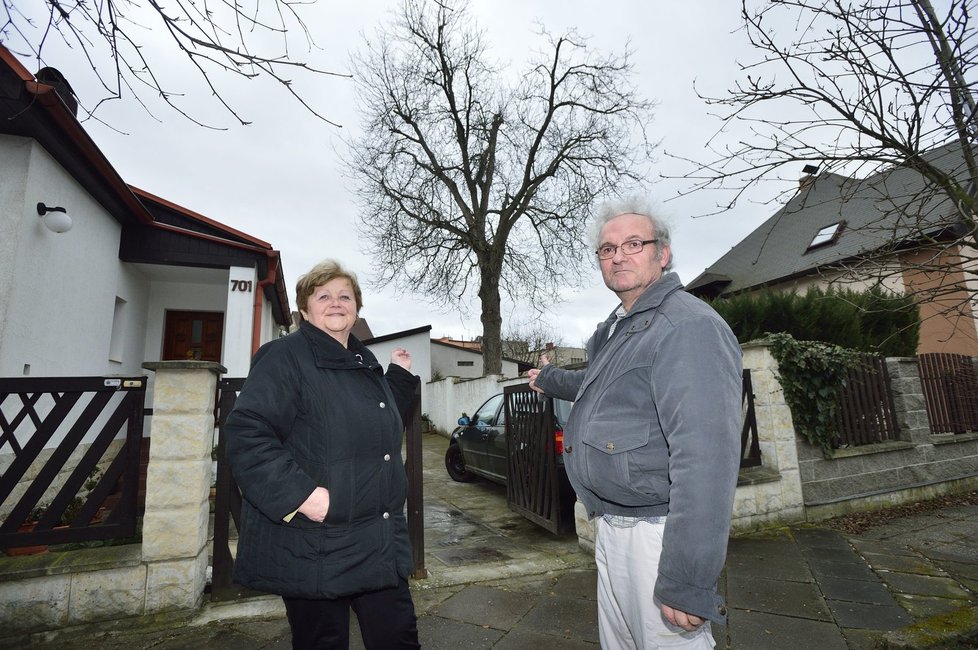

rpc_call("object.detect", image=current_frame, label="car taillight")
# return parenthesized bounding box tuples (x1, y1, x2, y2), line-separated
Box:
(554, 429, 564, 455)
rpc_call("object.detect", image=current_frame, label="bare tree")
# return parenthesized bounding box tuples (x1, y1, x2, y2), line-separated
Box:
(501, 322, 565, 367)
(345, 0, 654, 375)
(2, 0, 344, 126)
(680, 0, 978, 320)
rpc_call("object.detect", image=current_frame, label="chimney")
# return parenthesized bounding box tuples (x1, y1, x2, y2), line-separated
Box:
(35, 67, 78, 117)
(799, 163, 819, 191)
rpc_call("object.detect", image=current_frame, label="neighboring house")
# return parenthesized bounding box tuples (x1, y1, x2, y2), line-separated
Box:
(429, 336, 528, 377)
(363, 327, 525, 410)
(528, 342, 587, 368)
(431, 338, 525, 378)
(687, 143, 978, 356)
(0, 47, 292, 390)
(364, 326, 434, 407)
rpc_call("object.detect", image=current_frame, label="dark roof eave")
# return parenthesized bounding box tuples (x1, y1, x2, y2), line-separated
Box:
(363, 325, 434, 345)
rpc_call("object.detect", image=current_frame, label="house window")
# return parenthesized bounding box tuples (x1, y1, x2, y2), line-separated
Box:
(108, 297, 126, 363)
(457, 360, 475, 367)
(806, 221, 845, 251)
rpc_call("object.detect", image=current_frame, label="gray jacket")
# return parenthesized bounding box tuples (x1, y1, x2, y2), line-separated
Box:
(536, 272, 742, 623)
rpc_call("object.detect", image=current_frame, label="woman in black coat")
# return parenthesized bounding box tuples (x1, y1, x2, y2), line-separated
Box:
(225, 259, 421, 650)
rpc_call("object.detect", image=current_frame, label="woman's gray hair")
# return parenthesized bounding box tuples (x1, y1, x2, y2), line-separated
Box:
(591, 198, 674, 271)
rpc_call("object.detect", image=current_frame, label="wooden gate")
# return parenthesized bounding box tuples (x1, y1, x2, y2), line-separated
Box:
(210, 377, 259, 601)
(503, 385, 572, 535)
(0, 376, 145, 550)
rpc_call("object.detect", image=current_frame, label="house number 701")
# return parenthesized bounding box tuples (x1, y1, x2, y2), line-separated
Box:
(231, 280, 253, 292)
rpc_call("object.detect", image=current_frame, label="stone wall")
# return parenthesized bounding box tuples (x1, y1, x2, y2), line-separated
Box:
(0, 361, 224, 642)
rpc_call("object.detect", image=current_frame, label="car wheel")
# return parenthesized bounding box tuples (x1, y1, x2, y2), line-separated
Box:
(445, 443, 475, 482)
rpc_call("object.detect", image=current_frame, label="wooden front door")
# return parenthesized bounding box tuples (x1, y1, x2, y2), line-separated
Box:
(162, 311, 224, 362)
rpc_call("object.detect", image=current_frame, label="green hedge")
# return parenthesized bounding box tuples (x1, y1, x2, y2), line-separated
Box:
(709, 286, 919, 356)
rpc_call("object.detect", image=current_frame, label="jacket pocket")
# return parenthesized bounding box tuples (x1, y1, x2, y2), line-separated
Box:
(581, 420, 669, 507)
(324, 458, 356, 526)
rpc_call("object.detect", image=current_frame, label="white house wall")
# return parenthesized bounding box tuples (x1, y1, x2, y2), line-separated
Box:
(959, 243, 978, 344)
(0, 136, 147, 377)
(111, 264, 151, 376)
(0, 135, 30, 357)
(768, 268, 907, 297)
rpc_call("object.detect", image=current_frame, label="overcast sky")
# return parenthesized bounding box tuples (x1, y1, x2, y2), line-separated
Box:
(11, 1, 800, 345)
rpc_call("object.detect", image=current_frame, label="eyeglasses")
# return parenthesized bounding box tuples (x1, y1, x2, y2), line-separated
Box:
(595, 239, 658, 260)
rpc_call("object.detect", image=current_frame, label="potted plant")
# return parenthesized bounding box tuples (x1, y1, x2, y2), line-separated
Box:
(3, 466, 107, 556)
(4, 505, 50, 556)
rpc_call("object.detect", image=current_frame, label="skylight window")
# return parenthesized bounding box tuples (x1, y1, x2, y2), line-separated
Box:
(806, 221, 845, 251)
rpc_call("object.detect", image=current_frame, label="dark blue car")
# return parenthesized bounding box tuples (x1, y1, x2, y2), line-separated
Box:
(444, 392, 573, 484)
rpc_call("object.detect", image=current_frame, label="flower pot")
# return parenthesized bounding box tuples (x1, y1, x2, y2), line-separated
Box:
(3, 523, 48, 556)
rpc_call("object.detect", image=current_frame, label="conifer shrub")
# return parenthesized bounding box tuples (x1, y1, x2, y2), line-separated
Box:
(709, 286, 918, 356)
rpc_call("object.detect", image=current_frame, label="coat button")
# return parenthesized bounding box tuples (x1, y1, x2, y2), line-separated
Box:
(379, 402, 386, 408)
(384, 454, 391, 461)
(606, 442, 615, 450)
(565, 445, 573, 454)
(383, 512, 390, 519)
(718, 605, 727, 616)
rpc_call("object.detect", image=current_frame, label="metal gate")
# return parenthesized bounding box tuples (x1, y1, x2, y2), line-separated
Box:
(0, 376, 145, 550)
(210, 377, 260, 601)
(503, 384, 572, 534)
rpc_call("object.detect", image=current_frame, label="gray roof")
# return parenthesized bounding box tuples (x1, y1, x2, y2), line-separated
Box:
(687, 143, 973, 297)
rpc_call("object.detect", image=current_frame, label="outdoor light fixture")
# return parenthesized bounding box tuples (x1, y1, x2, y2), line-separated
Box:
(36, 202, 73, 233)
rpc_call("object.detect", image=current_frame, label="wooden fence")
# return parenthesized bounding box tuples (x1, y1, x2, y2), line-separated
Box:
(0, 376, 144, 552)
(835, 356, 899, 447)
(918, 353, 978, 434)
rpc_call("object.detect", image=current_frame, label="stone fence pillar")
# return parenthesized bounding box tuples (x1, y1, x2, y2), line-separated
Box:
(885, 357, 932, 445)
(140, 361, 225, 613)
(733, 343, 805, 529)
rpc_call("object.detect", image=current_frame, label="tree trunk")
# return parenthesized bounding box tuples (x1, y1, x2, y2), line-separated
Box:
(479, 270, 503, 375)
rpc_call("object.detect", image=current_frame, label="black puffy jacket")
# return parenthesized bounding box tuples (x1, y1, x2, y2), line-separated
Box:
(225, 320, 419, 598)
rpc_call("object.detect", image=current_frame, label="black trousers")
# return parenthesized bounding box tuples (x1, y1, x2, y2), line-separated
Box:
(282, 578, 420, 650)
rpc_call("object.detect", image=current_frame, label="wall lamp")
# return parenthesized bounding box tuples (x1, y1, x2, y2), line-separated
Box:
(37, 202, 73, 233)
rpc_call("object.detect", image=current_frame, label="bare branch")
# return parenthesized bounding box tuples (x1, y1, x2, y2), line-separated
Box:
(2, 0, 347, 126)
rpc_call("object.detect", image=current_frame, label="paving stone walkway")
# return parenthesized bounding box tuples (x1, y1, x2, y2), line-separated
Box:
(721, 503, 978, 649)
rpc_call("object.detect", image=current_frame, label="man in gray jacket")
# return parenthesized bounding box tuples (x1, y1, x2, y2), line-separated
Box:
(529, 200, 742, 649)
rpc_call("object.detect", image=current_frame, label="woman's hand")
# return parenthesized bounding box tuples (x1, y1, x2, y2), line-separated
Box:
(297, 486, 330, 522)
(391, 347, 412, 371)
